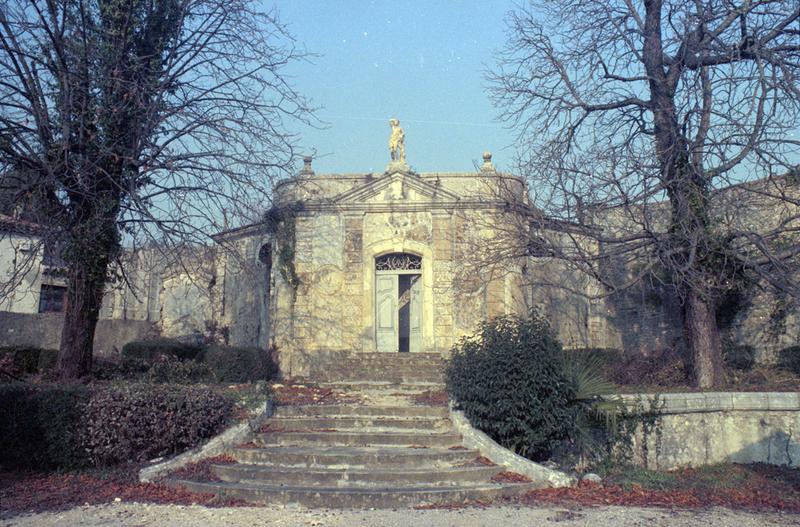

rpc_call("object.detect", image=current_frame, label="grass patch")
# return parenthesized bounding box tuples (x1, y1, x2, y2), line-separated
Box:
(603, 464, 753, 491)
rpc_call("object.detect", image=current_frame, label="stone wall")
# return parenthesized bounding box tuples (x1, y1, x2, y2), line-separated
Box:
(0, 311, 155, 356)
(623, 392, 800, 469)
(213, 226, 272, 349)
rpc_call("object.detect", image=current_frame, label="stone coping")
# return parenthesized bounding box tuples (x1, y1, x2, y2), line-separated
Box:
(618, 392, 800, 415)
(448, 406, 575, 488)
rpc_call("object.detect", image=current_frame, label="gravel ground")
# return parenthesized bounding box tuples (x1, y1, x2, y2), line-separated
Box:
(3, 503, 800, 527)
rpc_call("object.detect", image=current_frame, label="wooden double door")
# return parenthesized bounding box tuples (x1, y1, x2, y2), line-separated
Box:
(375, 272, 422, 353)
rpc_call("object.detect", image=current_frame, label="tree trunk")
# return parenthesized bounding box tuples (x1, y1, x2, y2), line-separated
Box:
(683, 290, 724, 388)
(56, 256, 110, 381)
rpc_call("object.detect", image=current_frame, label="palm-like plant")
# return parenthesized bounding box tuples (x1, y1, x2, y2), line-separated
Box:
(560, 352, 628, 470)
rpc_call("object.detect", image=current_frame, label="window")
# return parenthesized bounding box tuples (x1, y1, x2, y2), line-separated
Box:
(38, 285, 67, 313)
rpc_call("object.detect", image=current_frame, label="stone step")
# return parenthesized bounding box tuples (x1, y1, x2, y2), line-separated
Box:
(169, 479, 538, 508)
(322, 362, 446, 370)
(327, 353, 446, 361)
(312, 373, 445, 383)
(257, 431, 462, 448)
(312, 378, 445, 386)
(273, 405, 449, 419)
(212, 464, 502, 487)
(231, 446, 478, 469)
(326, 361, 446, 369)
(315, 381, 445, 392)
(266, 416, 452, 432)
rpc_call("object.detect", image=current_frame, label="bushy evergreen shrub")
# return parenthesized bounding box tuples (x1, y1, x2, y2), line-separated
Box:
(201, 345, 278, 383)
(84, 383, 234, 465)
(91, 357, 148, 381)
(778, 346, 800, 374)
(723, 341, 756, 371)
(148, 358, 214, 384)
(446, 313, 576, 460)
(0, 346, 44, 374)
(36, 349, 59, 372)
(122, 338, 204, 362)
(0, 383, 90, 470)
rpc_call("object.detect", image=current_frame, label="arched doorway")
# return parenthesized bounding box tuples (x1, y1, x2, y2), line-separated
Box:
(375, 252, 422, 353)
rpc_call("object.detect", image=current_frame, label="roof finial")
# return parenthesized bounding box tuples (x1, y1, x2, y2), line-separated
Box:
(481, 151, 495, 172)
(301, 155, 315, 175)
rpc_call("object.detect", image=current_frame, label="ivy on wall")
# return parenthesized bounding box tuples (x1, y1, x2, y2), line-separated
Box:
(264, 202, 303, 296)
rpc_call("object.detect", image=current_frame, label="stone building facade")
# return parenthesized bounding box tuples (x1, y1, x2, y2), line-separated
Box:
(262, 154, 531, 376)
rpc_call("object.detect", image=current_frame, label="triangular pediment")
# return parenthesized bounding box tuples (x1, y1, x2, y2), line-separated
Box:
(332, 171, 461, 205)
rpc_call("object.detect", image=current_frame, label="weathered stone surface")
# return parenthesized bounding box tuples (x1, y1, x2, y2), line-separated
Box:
(621, 392, 800, 469)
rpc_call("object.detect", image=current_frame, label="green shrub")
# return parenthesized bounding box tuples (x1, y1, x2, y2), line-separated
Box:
(84, 383, 234, 465)
(36, 385, 91, 469)
(201, 345, 278, 383)
(558, 352, 626, 466)
(121, 338, 204, 362)
(723, 341, 756, 371)
(778, 346, 800, 374)
(148, 358, 214, 384)
(90, 357, 150, 381)
(37, 349, 59, 372)
(0, 346, 44, 374)
(446, 312, 578, 461)
(0, 383, 90, 470)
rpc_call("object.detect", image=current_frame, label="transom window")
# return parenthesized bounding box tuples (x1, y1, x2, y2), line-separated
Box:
(375, 252, 421, 271)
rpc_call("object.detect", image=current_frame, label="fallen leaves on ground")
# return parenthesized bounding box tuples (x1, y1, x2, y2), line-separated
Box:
(412, 390, 449, 407)
(504, 463, 800, 512)
(0, 465, 247, 515)
(455, 456, 497, 467)
(271, 383, 363, 406)
(491, 471, 532, 483)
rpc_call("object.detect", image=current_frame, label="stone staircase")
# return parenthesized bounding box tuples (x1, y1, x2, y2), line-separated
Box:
(169, 353, 541, 508)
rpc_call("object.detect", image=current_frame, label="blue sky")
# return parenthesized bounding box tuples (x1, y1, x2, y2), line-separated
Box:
(275, 0, 519, 174)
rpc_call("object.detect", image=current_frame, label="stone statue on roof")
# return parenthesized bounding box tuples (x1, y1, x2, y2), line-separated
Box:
(389, 118, 406, 164)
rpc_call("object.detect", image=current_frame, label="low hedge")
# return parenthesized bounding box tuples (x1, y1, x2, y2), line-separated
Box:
(0, 382, 234, 471)
(0, 346, 59, 374)
(121, 338, 204, 362)
(778, 346, 800, 374)
(37, 349, 59, 372)
(91, 357, 149, 381)
(118, 340, 278, 384)
(147, 358, 215, 384)
(0, 346, 42, 374)
(84, 383, 234, 465)
(0, 383, 90, 470)
(202, 345, 278, 383)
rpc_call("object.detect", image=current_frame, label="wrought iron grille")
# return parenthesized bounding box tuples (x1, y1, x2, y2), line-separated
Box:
(375, 252, 422, 271)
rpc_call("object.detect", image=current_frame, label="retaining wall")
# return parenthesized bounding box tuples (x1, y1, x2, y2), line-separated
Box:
(623, 392, 800, 469)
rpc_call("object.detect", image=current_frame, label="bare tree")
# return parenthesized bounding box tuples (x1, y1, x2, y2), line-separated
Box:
(0, 0, 313, 380)
(488, 0, 800, 387)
